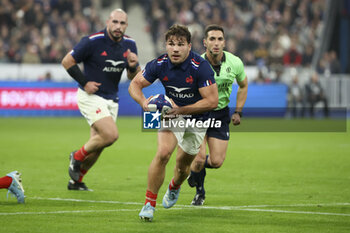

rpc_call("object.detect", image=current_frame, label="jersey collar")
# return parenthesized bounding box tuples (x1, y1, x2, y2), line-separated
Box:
(205, 52, 226, 76)
(204, 51, 226, 64)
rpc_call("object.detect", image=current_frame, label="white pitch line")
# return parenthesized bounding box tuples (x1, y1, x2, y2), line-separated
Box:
(0, 209, 139, 216)
(231, 203, 350, 208)
(177, 203, 350, 210)
(2, 206, 350, 217)
(31, 197, 141, 205)
(2, 197, 348, 217)
(237, 208, 350, 217)
(31, 197, 350, 209)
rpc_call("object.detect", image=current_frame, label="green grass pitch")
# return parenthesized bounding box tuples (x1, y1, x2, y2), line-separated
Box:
(0, 117, 349, 233)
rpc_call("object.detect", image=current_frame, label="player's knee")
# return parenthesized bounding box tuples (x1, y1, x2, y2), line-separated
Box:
(210, 157, 224, 168)
(156, 149, 172, 165)
(103, 131, 119, 147)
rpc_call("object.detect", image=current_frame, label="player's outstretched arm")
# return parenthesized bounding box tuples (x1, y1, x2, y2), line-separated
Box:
(128, 72, 152, 111)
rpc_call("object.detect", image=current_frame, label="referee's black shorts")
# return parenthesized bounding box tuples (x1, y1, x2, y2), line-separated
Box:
(207, 106, 230, 141)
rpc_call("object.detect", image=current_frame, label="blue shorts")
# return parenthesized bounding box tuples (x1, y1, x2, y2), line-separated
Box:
(207, 106, 230, 141)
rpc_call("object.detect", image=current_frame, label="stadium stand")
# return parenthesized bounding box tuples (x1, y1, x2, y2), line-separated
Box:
(0, 0, 103, 63)
(0, 0, 348, 75)
(143, 0, 326, 70)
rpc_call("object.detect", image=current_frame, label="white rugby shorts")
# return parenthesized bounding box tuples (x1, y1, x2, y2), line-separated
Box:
(160, 116, 207, 155)
(76, 88, 119, 126)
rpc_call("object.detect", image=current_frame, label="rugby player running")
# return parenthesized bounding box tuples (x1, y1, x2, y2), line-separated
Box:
(62, 9, 140, 191)
(128, 24, 218, 221)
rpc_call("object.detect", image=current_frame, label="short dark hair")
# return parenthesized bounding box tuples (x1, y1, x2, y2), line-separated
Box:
(165, 24, 191, 43)
(204, 24, 225, 38)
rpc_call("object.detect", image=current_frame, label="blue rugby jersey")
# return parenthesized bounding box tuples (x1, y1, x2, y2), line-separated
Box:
(143, 51, 215, 117)
(70, 29, 137, 102)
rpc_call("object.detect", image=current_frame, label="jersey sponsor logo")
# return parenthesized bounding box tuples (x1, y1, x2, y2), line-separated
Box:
(103, 67, 124, 72)
(168, 92, 194, 98)
(167, 86, 194, 98)
(100, 51, 108, 56)
(163, 76, 169, 81)
(167, 86, 190, 93)
(103, 60, 125, 72)
(106, 60, 124, 66)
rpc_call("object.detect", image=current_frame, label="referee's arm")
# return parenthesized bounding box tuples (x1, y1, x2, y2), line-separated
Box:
(232, 76, 248, 125)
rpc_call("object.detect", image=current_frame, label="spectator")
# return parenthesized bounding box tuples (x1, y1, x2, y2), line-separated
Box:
(329, 50, 341, 74)
(0, 41, 9, 62)
(305, 72, 329, 117)
(317, 52, 330, 75)
(242, 50, 256, 66)
(254, 69, 270, 83)
(288, 75, 305, 117)
(38, 71, 52, 81)
(302, 44, 314, 67)
(254, 43, 269, 66)
(316, 51, 341, 76)
(268, 39, 284, 70)
(22, 43, 41, 64)
(283, 42, 302, 66)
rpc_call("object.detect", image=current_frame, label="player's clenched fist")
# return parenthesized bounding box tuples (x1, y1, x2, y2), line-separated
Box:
(126, 49, 138, 68)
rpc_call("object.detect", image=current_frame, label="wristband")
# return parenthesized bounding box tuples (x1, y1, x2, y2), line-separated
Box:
(67, 64, 87, 87)
(234, 111, 242, 117)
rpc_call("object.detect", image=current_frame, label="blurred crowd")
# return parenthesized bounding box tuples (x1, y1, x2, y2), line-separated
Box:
(0, 0, 103, 63)
(0, 0, 342, 79)
(143, 0, 334, 77)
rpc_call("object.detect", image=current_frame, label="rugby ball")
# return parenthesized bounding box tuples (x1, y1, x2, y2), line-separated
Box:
(148, 94, 172, 115)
